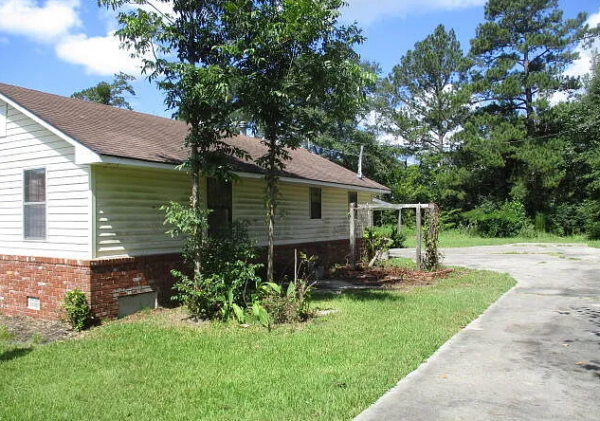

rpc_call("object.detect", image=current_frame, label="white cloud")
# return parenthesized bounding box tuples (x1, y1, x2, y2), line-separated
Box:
(564, 7, 600, 79)
(56, 32, 144, 76)
(0, 0, 150, 76)
(549, 7, 600, 105)
(342, 0, 486, 26)
(0, 0, 81, 42)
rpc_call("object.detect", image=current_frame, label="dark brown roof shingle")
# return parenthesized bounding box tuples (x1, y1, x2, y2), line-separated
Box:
(0, 82, 389, 192)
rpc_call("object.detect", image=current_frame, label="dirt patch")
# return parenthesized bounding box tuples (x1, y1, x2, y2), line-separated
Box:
(0, 314, 76, 345)
(329, 265, 455, 289)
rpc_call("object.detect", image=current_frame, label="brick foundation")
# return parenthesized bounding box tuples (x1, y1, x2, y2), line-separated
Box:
(89, 254, 186, 319)
(0, 238, 357, 321)
(0, 254, 184, 321)
(0, 255, 91, 320)
(270, 239, 360, 278)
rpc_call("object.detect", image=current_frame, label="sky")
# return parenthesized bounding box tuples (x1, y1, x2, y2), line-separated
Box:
(0, 0, 599, 118)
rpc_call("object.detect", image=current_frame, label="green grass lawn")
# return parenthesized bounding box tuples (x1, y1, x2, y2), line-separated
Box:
(401, 227, 600, 249)
(0, 266, 514, 421)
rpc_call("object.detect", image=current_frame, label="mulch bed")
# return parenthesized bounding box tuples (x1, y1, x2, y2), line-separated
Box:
(330, 265, 455, 288)
(0, 314, 76, 345)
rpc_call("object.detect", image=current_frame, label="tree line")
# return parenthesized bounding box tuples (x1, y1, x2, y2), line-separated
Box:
(312, 0, 600, 239)
(84, 0, 600, 271)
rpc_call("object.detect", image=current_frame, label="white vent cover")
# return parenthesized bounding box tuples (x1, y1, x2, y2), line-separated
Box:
(27, 296, 40, 310)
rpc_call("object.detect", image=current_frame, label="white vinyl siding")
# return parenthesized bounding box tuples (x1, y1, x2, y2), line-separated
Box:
(0, 102, 91, 259)
(94, 165, 192, 258)
(233, 178, 373, 246)
(0, 102, 6, 137)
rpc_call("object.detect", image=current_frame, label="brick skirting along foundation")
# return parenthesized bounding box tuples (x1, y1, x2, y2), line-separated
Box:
(0, 239, 357, 320)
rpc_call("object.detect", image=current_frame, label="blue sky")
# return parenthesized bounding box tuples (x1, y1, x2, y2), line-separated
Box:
(0, 0, 598, 118)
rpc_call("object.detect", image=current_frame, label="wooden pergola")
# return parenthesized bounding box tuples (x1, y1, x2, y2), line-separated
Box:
(350, 202, 431, 270)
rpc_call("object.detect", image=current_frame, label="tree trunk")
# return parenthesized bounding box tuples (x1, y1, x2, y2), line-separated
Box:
(523, 52, 534, 136)
(267, 186, 275, 282)
(266, 137, 278, 283)
(191, 143, 202, 278)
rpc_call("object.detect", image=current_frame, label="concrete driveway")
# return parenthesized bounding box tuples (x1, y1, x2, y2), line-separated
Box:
(355, 244, 600, 421)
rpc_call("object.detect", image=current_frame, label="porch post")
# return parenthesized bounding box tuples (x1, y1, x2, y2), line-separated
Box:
(350, 203, 356, 269)
(416, 203, 422, 270)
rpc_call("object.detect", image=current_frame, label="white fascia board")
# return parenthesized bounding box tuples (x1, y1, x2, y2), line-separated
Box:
(92, 156, 389, 194)
(233, 171, 390, 194)
(0, 92, 102, 165)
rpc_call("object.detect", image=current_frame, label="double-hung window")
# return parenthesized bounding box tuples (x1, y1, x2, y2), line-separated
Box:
(24, 168, 46, 240)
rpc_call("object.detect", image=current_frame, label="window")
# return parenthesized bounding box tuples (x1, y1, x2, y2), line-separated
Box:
(348, 191, 358, 210)
(207, 177, 232, 236)
(310, 187, 322, 219)
(24, 168, 46, 240)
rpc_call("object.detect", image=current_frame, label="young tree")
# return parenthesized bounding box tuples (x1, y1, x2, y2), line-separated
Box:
(72, 72, 136, 109)
(387, 24, 470, 152)
(227, 0, 373, 281)
(99, 0, 246, 278)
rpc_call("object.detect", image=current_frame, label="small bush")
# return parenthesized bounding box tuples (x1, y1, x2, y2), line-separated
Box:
(586, 222, 600, 240)
(171, 221, 263, 321)
(259, 280, 313, 325)
(63, 289, 93, 331)
(362, 226, 405, 266)
(462, 200, 532, 238)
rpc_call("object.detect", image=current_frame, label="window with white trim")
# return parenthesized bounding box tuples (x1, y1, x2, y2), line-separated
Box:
(24, 168, 46, 240)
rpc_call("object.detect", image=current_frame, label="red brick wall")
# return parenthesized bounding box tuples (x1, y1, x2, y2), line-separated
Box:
(0, 254, 185, 320)
(0, 239, 356, 320)
(89, 254, 186, 319)
(0, 255, 91, 320)
(270, 239, 358, 278)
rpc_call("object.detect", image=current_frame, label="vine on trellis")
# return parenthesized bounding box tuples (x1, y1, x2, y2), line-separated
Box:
(423, 203, 442, 271)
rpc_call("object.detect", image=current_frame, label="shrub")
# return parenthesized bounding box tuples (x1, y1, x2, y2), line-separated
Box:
(462, 200, 532, 238)
(256, 280, 313, 325)
(232, 253, 315, 329)
(63, 289, 93, 331)
(549, 203, 586, 236)
(587, 222, 600, 240)
(362, 226, 405, 266)
(579, 200, 600, 240)
(170, 221, 263, 321)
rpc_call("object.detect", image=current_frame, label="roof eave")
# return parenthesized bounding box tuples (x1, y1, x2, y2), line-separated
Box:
(94, 154, 390, 194)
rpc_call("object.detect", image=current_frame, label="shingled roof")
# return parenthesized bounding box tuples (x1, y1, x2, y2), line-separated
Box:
(0, 82, 389, 192)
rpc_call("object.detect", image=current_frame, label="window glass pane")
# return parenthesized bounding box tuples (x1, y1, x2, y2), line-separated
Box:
(24, 204, 46, 239)
(24, 168, 46, 239)
(310, 187, 322, 219)
(207, 177, 232, 236)
(25, 169, 46, 202)
(348, 191, 358, 208)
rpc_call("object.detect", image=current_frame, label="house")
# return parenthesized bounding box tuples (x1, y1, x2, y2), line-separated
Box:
(0, 83, 389, 320)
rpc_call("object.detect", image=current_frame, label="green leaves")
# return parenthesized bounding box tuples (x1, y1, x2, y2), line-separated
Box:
(71, 72, 136, 110)
(386, 24, 470, 151)
(469, 0, 596, 130)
